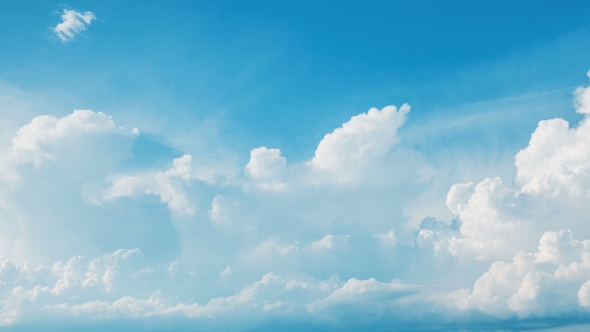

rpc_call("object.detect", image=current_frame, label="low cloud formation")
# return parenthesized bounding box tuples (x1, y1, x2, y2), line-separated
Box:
(53, 9, 96, 42)
(5, 78, 590, 329)
(308, 104, 410, 183)
(454, 229, 590, 319)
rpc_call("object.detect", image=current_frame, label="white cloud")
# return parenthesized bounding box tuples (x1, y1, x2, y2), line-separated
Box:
(245, 147, 289, 191)
(444, 177, 525, 260)
(53, 9, 96, 42)
(5, 78, 590, 330)
(246, 146, 289, 192)
(106, 154, 196, 214)
(308, 277, 415, 312)
(11, 110, 137, 170)
(454, 229, 590, 319)
(246, 147, 286, 180)
(515, 81, 590, 197)
(375, 230, 397, 246)
(306, 235, 350, 252)
(0, 110, 152, 265)
(411, 176, 530, 263)
(209, 195, 238, 226)
(307, 104, 410, 183)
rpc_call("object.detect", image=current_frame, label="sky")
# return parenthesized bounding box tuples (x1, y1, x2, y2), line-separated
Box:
(2, 1, 590, 331)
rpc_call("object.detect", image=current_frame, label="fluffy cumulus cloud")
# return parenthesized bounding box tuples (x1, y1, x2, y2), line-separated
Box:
(514, 71, 590, 198)
(106, 154, 196, 214)
(245, 147, 288, 191)
(10, 110, 137, 175)
(53, 9, 96, 42)
(6, 78, 590, 330)
(453, 229, 590, 319)
(241, 104, 424, 193)
(411, 78, 590, 264)
(308, 104, 410, 183)
(0, 110, 187, 267)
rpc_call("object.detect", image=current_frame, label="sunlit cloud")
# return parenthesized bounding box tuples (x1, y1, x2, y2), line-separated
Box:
(53, 9, 96, 42)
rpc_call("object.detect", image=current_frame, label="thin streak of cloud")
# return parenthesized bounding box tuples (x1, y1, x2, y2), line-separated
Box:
(53, 9, 96, 42)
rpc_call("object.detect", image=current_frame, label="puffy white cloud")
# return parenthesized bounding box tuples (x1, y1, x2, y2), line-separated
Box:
(307, 104, 410, 182)
(106, 154, 196, 215)
(10, 110, 137, 172)
(454, 229, 590, 319)
(306, 235, 350, 252)
(245, 147, 288, 191)
(515, 81, 590, 197)
(410, 80, 590, 266)
(242, 105, 422, 192)
(246, 147, 286, 180)
(515, 118, 590, 196)
(444, 177, 526, 260)
(0, 110, 182, 265)
(209, 195, 236, 225)
(412, 177, 530, 262)
(53, 9, 96, 42)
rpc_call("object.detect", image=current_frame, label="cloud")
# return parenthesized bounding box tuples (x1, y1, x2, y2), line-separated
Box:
(409, 176, 531, 264)
(53, 9, 96, 42)
(242, 103, 422, 192)
(306, 234, 350, 252)
(6, 78, 590, 330)
(515, 118, 590, 197)
(10, 110, 137, 172)
(307, 104, 410, 183)
(246, 147, 286, 180)
(444, 177, 526, 260)
(375, 230, 397, 246)
(515, 76, 590, 197)
(307, 277, 418, 314)
(0, 251, 425, 329)
(414, 74, 590, 260)
(106, 154, 196, 215)
(454, 229, 590, 319)
(0, 110, 181, 266)
(245, 147, 288, 191)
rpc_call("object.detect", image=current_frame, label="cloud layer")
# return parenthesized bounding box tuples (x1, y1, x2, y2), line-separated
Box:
(2, 79, 590, 330)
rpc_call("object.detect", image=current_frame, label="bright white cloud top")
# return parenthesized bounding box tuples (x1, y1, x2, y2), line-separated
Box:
(53, 9, 95, 42)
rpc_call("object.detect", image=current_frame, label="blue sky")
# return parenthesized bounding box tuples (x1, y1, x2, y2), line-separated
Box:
(2, 1, 590, 331)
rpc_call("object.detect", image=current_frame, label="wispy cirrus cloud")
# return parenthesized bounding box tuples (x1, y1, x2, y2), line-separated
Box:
(53, 9, 96, 42)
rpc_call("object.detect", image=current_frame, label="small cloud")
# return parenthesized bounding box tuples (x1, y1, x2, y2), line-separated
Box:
(220, 265, 232, 279)
(54, 9, 96, 42)
(375, 231, 397, 246)
(306, 235, 350, 252)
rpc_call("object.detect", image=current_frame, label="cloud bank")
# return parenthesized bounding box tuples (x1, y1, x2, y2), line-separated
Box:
(2, 78, 590, 330)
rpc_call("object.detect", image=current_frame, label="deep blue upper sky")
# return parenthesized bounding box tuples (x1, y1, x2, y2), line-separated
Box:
(2, 1, 590, 160)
